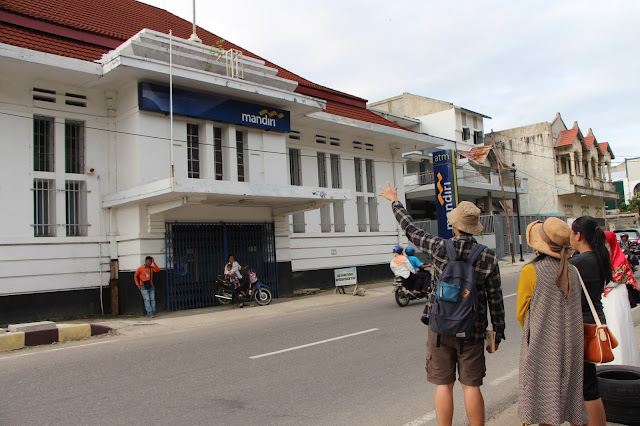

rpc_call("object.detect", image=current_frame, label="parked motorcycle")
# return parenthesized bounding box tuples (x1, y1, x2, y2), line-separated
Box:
(214, 270, 272, 306)
(393, 271, 431, 307)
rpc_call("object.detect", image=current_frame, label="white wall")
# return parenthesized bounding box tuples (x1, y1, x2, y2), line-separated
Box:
(418, 109, 456, 141)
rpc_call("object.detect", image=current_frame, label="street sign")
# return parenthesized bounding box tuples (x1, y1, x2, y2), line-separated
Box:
(334, 267, 357, 286)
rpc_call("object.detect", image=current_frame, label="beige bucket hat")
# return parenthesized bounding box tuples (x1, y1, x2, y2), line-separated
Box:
(525, 217, 572, 259)
(446, 201, 483, 235)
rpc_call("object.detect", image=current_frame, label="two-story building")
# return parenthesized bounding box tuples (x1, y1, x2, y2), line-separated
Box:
(0, 1, 442, 322)
(368, 93, 527, 220)
(486, 113, 618, 224)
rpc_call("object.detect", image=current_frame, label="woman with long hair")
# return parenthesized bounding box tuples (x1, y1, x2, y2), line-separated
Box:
(517, 218, 587, 426)
(603, 231, 640, 366)
(569, 216, 611, 426)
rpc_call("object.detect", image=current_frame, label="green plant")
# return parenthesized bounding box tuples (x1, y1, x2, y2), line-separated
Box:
(205, 39, 226, 71)
(619, 193, 640, 212)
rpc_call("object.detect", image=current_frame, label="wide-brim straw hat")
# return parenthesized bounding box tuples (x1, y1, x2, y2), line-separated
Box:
(526, 217, 571, 259)
(447, 201, 483, 235)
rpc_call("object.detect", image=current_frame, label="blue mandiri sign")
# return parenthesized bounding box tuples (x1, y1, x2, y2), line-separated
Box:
(432, 149, 459, 239)
(138, 82, 290, 133)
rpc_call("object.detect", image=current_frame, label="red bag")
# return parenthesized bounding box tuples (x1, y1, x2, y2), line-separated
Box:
(579, 274, 618, 364)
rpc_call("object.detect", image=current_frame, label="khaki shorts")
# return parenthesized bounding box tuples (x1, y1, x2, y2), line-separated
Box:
(426, 328, 486, 387)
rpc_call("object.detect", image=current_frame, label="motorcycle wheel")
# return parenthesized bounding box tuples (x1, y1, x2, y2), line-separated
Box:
(216, 287, 233, 305)
(395, 289, 411, 307)
(253, 288, 272, 306)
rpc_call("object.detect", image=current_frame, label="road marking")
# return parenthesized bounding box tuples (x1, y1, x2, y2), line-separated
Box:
(0, 340, 117, 361)
(403, 410, 436, 425)
(250, 328, 379, 359)
(489, 368, 519, 386)
(504, 292, 517, 299)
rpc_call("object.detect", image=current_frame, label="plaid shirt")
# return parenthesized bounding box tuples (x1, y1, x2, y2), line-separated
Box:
(392, 201, 506, 344)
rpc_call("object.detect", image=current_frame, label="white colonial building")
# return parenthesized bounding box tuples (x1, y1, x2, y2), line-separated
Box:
(0, 1, 444, 321)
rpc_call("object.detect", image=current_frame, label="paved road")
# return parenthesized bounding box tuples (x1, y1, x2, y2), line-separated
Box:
(0, 273, 523, 425)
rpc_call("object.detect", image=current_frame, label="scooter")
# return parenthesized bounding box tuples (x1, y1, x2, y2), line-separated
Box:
(214, 270, 272, 306)
(393, 270, 431, 307)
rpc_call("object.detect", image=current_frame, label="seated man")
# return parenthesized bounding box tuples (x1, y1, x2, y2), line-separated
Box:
(405, 246, 433, 293)
(389, 245, 419, 294)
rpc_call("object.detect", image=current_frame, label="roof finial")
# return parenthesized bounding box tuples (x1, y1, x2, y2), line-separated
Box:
(188, 0, 202, 43)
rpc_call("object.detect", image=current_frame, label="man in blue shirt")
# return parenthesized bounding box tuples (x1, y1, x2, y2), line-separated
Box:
(405, 246, 432, 293)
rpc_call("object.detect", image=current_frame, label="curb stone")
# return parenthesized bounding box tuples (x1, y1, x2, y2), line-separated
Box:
(0, 323, 112, 352)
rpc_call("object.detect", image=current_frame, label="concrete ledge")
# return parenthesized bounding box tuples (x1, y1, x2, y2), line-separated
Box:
(0, 332, 25, 352)
(8, 321, 56, 333)
(24, 328, 59, 346)
(90, 324, 112, 336)
(58, 324, 91, 342)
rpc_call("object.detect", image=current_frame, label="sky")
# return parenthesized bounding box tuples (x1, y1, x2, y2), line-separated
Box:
(139, 0, 640, 163)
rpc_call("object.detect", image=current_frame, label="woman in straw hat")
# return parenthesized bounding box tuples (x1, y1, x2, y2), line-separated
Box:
(569, 217, 612, 426)
(516, 217, 588, 426)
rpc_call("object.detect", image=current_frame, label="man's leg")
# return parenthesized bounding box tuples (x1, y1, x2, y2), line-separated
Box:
(460, 384, 484, 426)
(140, 288, 152, 315)
(149, 286, 156, 314)
(434, 383, 454, 426)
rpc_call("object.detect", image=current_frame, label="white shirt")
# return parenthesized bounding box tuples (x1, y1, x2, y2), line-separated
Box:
(224, 261, 243, 279)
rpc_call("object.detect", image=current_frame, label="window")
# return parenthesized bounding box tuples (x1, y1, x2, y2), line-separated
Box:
(65, 180, 87, 236)
(365, 159, 378, 231)
(33, 179, 55, 237)
(289, 148, 304, 233)
(214, 127, 223, 180)
(65, 120, 85, 173)
(356, 196, 367, 232)
(34, 116, 54, 172)
(367, 196, 379, 232)
(462, 127, 471, 141)
(236, 130, 245, 182)
(472, 116, 478, 129)
(330, 154, 345, 232)
(461, 112, 467, 126)
(473, 130, 483, 145)
(317, 153, 331, 232)
(354, 157, 363, 192)
(290, 148, 302, 186)
(365, 159, 375, 193)
(187, 123, 200, 178)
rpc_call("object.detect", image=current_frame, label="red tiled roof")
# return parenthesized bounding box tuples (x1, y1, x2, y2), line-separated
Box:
(584, 135, 595, 149)
(556, 128, 579, 147)
(598, 142, 615, 159)
(2, 0, 407, 130)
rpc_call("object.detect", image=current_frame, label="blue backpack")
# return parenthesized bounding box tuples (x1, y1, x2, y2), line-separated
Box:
(429, 239, 486, 339)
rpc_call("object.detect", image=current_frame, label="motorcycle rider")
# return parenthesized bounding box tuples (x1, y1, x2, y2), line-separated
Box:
(405, 246, 432, 294)
(620, 233, 630, 251)
(390, 245, 420, 295)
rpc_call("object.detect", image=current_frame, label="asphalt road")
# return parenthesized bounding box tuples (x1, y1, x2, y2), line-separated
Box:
(0, 273, 523, 426)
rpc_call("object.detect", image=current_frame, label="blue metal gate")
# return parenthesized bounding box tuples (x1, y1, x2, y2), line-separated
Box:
(165, 222, 278, 311)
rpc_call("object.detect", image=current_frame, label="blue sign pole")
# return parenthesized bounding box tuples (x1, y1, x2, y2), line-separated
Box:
(432, 149, 459, 239)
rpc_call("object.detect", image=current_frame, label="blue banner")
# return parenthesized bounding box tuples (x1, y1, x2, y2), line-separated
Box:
(138, 82, 290, 132)
(432, 149, 459, 238)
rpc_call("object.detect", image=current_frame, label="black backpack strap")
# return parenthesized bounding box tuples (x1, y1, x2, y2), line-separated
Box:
(467, 243, 486, 265)
(443, 239, 458, 261)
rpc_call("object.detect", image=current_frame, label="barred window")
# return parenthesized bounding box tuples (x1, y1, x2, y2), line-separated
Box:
(214, 126, 223, 180)
(356, 196, 367, 232)
(187, 123, 200, 178)
(236, 130, 245, 182)
(65, 120, 85, 173)
(34, 116, 54, 172)
(365, 159, 375, 193)
(330, 154, 341, 189)
(333, 201, 345, 232)
(330, 154, 344, 232)
(33, 179, 55, 237)
(317, 153, 330, 233)
(368, 196, 379, 232)
(290, 148, 302, 186)
(354, 157, 363, 192)
(65, 180, 88, 236)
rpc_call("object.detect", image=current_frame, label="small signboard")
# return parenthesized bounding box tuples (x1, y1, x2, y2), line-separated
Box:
(334, 267, 357, 287)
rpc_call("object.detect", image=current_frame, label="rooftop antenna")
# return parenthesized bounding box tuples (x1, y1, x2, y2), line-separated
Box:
(188, 0, 202, 43)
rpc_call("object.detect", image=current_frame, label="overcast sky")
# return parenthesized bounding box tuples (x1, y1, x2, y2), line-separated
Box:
(139, 0, 639, 163)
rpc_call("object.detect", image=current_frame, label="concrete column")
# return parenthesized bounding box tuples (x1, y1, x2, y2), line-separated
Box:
(223, 125, 238, 181)
(199, 123, 213, 179)
(486, 193, 494, 214)
(570, 152, 576, 175)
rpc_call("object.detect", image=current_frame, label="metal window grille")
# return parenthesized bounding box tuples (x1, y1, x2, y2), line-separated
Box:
(333, 202, 345, 232)
(317, 152, 327, 188)
(330, 154, 341, 189)
(33, 116, 54, 172)
(356, 196, 367, 232)
(65, 120, 85, 173)
(354, 157, 363, 192)
(214, 127, 223, 180)
(33, 178, 55, 237)
(367, 196, 379, 232)
(65, 180, 88, 236)
(187, 123, 200, 178)
(236, 130, 245, 182)
(320, 205, 331, 233)
(289, 148, 302, 186)
(365, 159, 375, 193)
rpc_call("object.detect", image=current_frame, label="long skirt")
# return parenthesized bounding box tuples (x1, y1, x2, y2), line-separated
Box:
(601, 284, 640, 367)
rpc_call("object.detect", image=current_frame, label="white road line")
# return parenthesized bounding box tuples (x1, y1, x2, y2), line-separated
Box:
(250, 328, 379, 359)
(0, 339, 117, 361)
(489, 368, 519, 386)
(403, 410, 436, 426)
(504, 292, 517, 299)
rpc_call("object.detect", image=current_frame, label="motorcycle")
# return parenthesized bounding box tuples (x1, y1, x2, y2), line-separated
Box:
(623, 243, 639, 273)
(393, 270, 431, 307)
(214, 270, 272, 306)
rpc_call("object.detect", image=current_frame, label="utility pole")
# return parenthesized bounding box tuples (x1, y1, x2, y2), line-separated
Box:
(490, 133, 515, 263)
(512, 164, 524, 261)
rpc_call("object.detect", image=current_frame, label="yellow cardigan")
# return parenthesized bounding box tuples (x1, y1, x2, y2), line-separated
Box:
(517, 264, 536, 328)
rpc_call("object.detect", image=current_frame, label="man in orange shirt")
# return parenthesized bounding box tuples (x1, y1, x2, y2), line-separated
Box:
(134, 256, 160, 317)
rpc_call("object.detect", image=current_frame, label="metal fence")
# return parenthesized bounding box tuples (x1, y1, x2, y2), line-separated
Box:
(165, 222, 278, 311)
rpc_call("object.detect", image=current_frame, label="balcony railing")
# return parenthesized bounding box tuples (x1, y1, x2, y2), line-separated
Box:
(404, 167, 527, 193)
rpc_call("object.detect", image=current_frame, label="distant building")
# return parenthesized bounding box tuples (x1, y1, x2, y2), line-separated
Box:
(612, 157, 640, 204)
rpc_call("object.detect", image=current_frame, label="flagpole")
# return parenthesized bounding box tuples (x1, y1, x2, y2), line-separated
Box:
(169, 30, 174, 179)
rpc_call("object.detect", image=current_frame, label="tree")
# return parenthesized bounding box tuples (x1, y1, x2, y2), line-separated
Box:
(619, 192, 640, 213)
